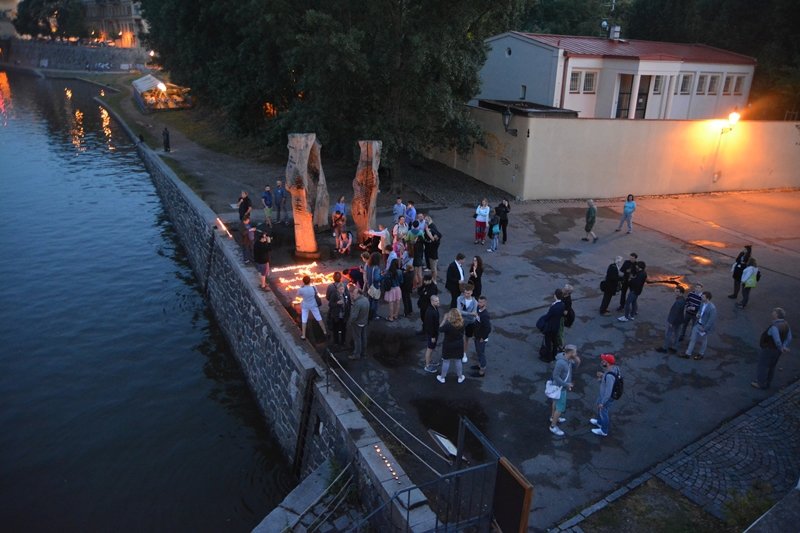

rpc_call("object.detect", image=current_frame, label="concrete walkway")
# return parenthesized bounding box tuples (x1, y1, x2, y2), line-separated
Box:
(98, 79, 800, 531)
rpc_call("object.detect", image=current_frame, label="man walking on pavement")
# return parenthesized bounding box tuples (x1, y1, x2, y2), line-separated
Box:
(600, 256, 622, 316)
(274, 179, 288, 225)
(348, 285, 370, 360)
(656, 286, 686, 354)
(752, 307, 792, 389)
(445, 253, 466, 309)
(618, 261, 647, 322)
(590, 353, 619, 437)
(616, 253, 638, 311)
(472, 296, 492, 377)
(679, 282, 704, 341)
(682, 291, 716, 360)
(423, 295, 441, 373)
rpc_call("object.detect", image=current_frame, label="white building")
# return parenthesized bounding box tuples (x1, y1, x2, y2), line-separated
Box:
(478, 31, 756, 120)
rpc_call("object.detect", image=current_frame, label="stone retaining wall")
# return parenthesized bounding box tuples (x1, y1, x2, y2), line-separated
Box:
(96, 97, 435, 529)
(7, 39, 146, 71)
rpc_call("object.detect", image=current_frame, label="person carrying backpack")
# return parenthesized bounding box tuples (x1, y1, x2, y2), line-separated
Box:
(590, 353, 622, 437)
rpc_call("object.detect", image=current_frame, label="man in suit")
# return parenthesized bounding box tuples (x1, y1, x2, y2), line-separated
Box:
(682, 291, 716, 360)
(445, 253, 466, 309)
(539, 288, 566, 362)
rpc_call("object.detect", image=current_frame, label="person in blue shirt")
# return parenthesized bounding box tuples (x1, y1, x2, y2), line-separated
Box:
(615, 194, 636, 234)
(274, 180, 288, 225)
(261, 185, 273, 227)
(405, 201, 417, 224)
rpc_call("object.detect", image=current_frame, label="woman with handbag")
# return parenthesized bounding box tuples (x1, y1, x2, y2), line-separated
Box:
(547, 345, 580, 436)
(297, 275, 328, 340)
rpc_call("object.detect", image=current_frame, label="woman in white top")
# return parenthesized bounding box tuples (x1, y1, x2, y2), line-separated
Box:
(297, 275, 328, 340)
(738, 258, 759, 309)
(474, 198, 491, 245)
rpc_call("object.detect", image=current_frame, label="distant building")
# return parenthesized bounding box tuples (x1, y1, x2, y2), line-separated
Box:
(81, 0, 147, 48)
(478, 31, 756, 120)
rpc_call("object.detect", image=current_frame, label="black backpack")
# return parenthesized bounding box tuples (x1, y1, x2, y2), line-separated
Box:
(610, 370, 624, 400)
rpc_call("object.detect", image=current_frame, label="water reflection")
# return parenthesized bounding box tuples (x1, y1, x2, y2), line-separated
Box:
(0, 71, 11, 126)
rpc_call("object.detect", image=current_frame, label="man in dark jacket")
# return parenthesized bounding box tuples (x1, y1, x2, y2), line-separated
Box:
(473, 296, 492, 377)
(423, 295, 441, 373)
(619, 261, 647, 322)
(539, 288, 565, 362)
(417, 274, 438, 333)
(600, 256, 622, 315)
(657, 286, 686, 353)
(445, 253, 466, 309)
(617, 252, 638, 311)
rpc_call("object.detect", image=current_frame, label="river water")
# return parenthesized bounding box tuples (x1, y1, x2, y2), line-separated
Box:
(0, 71, 294, 531)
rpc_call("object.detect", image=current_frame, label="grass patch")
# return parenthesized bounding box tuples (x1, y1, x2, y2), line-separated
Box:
(723, 480, 774, 531)
(580, 478, 732, 533)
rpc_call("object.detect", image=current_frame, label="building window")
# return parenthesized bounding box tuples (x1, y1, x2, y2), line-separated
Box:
(723, 76, 733, 95)
(520, 85, 527, 100)
(696, 74, 707, 95)
(679, 73, 694, 95)
(569, 71, 581, 93)
(653, 75, 663, 95)
(583, 72, 597, 93)
(708, 75, 720, 95)
(733, 76, 745, 95)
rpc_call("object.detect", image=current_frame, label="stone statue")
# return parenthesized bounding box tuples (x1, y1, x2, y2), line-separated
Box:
(351, 140, 382, 241)
(285, 133, 330, 258)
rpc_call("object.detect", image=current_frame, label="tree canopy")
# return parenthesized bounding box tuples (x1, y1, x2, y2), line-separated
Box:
(14, 0, 87, 39)
(140, 0, 528, 173)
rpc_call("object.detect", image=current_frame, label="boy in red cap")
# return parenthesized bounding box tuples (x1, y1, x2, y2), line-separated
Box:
(591, 353, 619, 436)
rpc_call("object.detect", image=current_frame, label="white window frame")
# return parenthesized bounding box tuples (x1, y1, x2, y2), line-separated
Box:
(679, 73, 694, 95)
(707, 74, 720, 95)
(696, 74, 708, 95)
(723, 76, 733, 95)
(653, 75, 663, 95)
(733, 76, 745, 95)
(582, 71, 597, 94)
(569, 71, 581, 93)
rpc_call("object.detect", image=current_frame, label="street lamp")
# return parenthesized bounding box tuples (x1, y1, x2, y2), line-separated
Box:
(721, 108, 740, 134)
(502, 106, 518, 136)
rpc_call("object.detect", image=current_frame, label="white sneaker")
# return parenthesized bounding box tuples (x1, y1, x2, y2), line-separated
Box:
(617, 316, 628, 322)
(589, 418, 600, 427)
(461, 354, 468, 363)
(436, 375, 445, 384)
(458, 375, 466, 384)
(591, 428, 608, 437)
(549, 425, 565, 436)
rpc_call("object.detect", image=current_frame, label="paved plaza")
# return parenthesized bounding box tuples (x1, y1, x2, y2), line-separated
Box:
(124, 94, 800, 530)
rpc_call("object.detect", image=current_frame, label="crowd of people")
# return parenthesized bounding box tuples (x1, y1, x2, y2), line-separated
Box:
(234, 183, 793, 440)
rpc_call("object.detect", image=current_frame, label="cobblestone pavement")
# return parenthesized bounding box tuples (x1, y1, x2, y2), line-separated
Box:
(656, 380, 800, 520)
(554, 379, 800, 531)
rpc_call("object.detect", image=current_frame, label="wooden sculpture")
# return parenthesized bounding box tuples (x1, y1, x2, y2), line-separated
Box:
(351, 140, 382, 240)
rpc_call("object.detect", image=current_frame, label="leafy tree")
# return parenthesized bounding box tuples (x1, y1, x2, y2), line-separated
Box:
(13, 0, 86, 38)
(141, 0, 529, 188)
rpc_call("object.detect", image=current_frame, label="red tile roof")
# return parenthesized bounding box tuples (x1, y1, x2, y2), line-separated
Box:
(512, 32, 756, 65)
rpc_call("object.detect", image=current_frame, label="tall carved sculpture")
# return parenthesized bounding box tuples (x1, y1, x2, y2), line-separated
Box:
(351, 140, 382, 240)
(285, 133, 330, 258)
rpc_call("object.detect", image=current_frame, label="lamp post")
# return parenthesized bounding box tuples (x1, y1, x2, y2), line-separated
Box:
(502, 107, 518, 136)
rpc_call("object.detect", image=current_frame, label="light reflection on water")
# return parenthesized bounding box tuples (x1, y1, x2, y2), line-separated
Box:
(0, 71, 293, 531)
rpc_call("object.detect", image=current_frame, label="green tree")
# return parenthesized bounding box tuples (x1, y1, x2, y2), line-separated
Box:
(13, 0, 86, 38)
(141, 0, 530, 187)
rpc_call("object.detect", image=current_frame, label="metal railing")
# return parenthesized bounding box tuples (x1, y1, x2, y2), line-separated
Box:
(352, 461, 498, 532)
